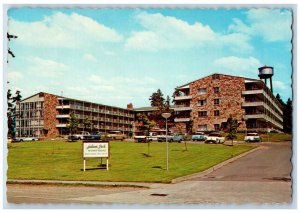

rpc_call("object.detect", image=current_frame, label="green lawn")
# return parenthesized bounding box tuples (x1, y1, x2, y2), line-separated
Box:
(7, 141, 255, 183)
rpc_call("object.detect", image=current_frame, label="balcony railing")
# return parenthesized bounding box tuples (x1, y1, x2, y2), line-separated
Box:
(174, 105, 192, 111)
(242, 90, 283, 114)
(174, 95, 192, 101)
(56, 114, 70, 118)
(243, 114, 283, 129)
(242, 101, 283, 122)
(56, 105, 71, 109)
(56, 124, 67, 127)
(174, 117, 191, 122)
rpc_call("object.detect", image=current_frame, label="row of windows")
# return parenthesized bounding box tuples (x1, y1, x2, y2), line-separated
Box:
(197, 87, 220, 95)
(198, 98, 220, 106)
(198, 110, 220, 117)
(18, 101, 44, 110)
(198, 124, 220, 131)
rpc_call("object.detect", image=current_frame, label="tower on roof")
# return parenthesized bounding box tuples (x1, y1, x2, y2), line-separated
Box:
(258, 65, 274, 93)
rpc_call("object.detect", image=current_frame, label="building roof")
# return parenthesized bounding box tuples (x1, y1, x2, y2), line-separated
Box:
(175, 73, 261, 89)
(20, 92, 133, 111)
(19, 91, 60, 102)
(133, 105, 176, 112)
(133, 106, 159, 111)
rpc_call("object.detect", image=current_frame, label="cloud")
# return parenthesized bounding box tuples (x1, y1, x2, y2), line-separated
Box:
(83, 53, 97, 62)
(125, 12, 252, 52)
(213, 56, 262, 74)
(273, 80, 289, 90)
(8, 70, 23, 81)
(84, 74, 159, 105)
(219, 33, 253, 52)
(8, 12, 123, 48)
(228, 9, 292, 42)
(28, 57, 67, 77)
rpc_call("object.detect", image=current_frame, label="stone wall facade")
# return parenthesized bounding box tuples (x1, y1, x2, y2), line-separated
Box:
(43, 93, 59, 138)
(189, 74, 246, 132)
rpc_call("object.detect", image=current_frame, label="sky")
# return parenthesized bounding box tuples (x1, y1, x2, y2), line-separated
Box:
(6, 7, 293, 108)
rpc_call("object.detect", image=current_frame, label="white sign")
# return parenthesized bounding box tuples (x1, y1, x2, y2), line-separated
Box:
(83, 142, 109, 158)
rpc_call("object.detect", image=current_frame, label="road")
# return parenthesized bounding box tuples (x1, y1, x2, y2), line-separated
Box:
(6, 142, 292, 206)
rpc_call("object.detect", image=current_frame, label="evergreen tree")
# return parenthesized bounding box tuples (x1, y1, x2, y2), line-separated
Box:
(226, 115, 238, 146)
(7, 90, 22, 138)
(83, 117, 92, 131)
(165, 95, 171, 109)
(284, 98, 292, 133)
(276, 93, 285, 106)
(149, 89, 165, 108)
(276, 94, 292, 133)
(67, 112, 79, 135)
(137, 113, 156, 156)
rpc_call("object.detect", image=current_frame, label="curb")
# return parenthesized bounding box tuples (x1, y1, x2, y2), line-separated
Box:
(171, 145, 265, 183)
(6, 179, 153, 189)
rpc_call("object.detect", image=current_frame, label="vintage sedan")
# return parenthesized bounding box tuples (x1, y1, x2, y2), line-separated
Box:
(13, 136, 39, 142)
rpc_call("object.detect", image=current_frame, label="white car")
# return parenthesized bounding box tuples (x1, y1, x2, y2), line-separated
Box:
(244, 133, 262, 142)
(13, 137, 39, 142)
(205, 132, 225, 144)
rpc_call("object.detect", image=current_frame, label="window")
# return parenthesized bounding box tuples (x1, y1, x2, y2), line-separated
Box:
(214, 124, 220, 131)
(214, 99, 220, 105)
(212, 74, 220, 80)
(214, 110, 220, 116)
(198, 88, 207, 95)
(198, 99, 207, 106)
(198, 124, 207, 131)
(213, 87, 220, 93)
(198, 111, 207, 117)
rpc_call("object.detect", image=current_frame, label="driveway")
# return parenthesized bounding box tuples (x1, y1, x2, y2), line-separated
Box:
(6, 142, 293, 206)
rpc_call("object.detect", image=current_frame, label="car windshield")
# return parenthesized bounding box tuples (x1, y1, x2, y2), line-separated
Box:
(247, 133, 258, 136)
(195, 132, 204, 135)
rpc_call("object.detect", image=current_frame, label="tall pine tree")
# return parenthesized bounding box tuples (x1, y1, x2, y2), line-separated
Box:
(7, 90, 22, 138)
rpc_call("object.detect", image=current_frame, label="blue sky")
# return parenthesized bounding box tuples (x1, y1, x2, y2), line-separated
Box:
(7, 7, 293, 108)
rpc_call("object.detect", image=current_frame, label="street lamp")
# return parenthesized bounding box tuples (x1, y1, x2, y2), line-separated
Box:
(162, 112, 171, 171)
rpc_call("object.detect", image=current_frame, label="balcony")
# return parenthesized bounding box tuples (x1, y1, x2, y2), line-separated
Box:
(242, 89, 264, 95)
(174, 95, 192, 101)
(56, 105, 71, 109)
(174, 117, 191, 122)
(174, 105, 192, 111)
(243, 90, 283, 114)
(243, 114, 283, 129)
(242, 101, 283, 122)
(56, 114, 70, 118)
(56, 124, 67, 127)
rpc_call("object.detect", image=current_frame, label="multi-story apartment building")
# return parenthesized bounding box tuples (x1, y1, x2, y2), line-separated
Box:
(173, 73, 283, 133)
(16, 92, 134, 138)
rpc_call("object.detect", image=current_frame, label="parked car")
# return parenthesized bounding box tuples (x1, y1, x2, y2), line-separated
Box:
(83, 132, 102, 141)
(134, 132, 158, 142)
(244, 132, 262, 142)
(191, 132, 207, 141)
(157, 135, 184, 142)
(205, 132, 225, 144)
(13, 136, 38, 142)
(68, 131, 90, 141)
(173, 135, 184, 143)
(106, 131, 126, 141)
(157, 135, 174, 142)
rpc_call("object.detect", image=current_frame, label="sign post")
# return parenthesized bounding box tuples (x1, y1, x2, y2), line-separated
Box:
(82, 141, 110, 171)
